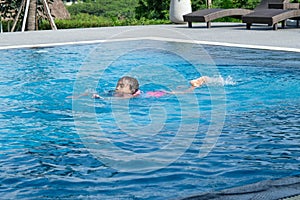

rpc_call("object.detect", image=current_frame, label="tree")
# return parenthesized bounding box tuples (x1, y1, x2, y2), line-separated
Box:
(135, 0, 209, 20)
(27, 0, 37, 30)
(191, 0, 207, 10)
(136, 0, 170, 20)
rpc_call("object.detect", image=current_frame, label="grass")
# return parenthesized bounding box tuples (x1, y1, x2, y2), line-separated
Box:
(40, 13, 171, 30)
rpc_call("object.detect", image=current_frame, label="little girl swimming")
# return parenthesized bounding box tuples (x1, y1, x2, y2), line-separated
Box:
(68, 76, 208, 99)
(92, 75, 208, 99)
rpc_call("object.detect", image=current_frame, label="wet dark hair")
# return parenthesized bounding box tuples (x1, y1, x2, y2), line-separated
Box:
(116, 76, 139, 94)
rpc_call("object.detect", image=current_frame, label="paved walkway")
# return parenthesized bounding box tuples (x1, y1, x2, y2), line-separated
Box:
(1, 23, 300, 52)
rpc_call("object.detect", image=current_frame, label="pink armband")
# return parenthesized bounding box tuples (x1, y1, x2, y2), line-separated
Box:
(132, 90, 141, 97)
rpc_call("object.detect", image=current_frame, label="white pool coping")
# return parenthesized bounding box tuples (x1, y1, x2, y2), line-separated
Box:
(1, 23, 300, 52)
(2, 36, 300, 53)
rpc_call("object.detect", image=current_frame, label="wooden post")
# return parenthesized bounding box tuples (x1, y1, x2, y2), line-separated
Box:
(246, 23, 251, 30)
(22, 0, 30, 32)
(0, 20, 3, 33)
(207, 21, 211, 28)
(281, 20, 286, 29)
(42, 0, 57, 30)
(11, 0, 26, 32)
(0, 5, 2, 33)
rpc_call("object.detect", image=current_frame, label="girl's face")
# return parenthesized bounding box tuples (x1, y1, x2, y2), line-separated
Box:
(115, 79, 133, 94)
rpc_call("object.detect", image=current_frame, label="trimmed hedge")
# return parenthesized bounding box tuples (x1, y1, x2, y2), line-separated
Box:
(39, 14, 170, 30)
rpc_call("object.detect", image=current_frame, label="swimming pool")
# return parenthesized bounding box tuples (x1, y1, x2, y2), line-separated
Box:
(0, 40, 299, 199)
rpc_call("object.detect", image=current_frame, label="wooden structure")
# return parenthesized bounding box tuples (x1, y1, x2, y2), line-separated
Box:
(242, 1, 300, 30)
(182, 0, 300, 29)
(14, 0, 57, 31)
(183, 8, 253, 28)
(0, 0, 70, 32)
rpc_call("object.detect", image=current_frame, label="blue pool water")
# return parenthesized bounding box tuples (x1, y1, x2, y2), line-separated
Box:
(0, 40, 299, 199)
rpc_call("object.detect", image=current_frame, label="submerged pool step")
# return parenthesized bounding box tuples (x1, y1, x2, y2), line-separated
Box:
(181, 175, 300, 200)
(282, 195, 300, 200)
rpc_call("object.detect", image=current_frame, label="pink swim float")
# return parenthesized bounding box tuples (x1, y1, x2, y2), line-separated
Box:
(146, 91, 166, 98)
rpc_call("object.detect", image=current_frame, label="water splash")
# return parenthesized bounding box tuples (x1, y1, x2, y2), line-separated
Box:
(207, 75, 236, 86)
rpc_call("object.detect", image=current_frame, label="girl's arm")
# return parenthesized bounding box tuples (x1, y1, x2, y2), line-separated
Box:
(67, 92, 103, 99)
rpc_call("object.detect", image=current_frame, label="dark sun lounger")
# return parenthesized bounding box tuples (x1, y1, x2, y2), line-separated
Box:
(183, 0, 299, 29)
(242, 5, 300, 30)
(183, 8, 253, 28)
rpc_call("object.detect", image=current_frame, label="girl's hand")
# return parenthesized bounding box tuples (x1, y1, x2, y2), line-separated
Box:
(92, 94, 104, 99)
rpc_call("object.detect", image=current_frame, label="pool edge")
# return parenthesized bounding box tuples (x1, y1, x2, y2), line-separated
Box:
(1, 36, 300, 53)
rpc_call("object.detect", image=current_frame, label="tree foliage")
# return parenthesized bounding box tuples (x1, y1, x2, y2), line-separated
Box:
(213, 0, 261, 9)
(191, 0, 207, 10)
(67, 0, 138, 19)
(134, 0, 262, 19)
(135, 0, 169, 19)
(64, 0, 292, 22)
(0, 0, 21, 21)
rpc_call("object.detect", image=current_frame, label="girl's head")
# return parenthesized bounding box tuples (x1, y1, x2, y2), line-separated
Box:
(115, 76, 139, 95)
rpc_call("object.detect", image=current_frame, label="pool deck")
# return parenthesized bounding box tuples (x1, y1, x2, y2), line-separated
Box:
(1, 22, 300, 52)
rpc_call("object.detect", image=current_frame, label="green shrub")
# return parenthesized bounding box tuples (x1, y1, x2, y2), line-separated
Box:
(39, 14, 170, 30)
